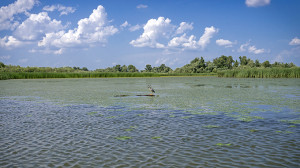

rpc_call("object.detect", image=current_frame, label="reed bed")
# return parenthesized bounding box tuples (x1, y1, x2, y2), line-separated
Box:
(0, 72, 215, 80)
(217, 67, 300, 78)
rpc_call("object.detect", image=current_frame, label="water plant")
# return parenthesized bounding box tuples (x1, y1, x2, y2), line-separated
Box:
(124, 129, 133, 132)
(237, 116, 253, 122)
(191, 112, 218, 115)
(106, 116, 116, 119)
(203, 125, 220, 128)
(280, 120, 300, 124)
(137, 114, 144, 117)
(87, 112, 97, 115)
(181, 116, 192, 119)
(250, 129, 258, 132)
(276, 131, 294, 134)
(115, 136, 132, 140)
(216, 143, 231, 146)
(169, 115, 175, 117)
(130, 126, 137, 129)
(151, 136, 161, 139)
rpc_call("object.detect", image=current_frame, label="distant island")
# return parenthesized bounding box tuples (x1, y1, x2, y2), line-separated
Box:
(1, 55, 299, 80)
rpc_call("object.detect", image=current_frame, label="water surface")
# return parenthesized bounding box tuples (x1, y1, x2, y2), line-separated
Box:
(1, 77, 299, 167)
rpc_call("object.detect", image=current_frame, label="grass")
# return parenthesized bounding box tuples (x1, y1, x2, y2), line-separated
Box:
(218, 67, 300, 78)
(0, 72, 216, 80)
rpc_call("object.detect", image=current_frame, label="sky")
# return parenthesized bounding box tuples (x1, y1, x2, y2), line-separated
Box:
(0, 0, 300, 70)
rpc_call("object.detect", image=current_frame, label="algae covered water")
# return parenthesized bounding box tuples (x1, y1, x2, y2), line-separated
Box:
(0, 77, 299, 167)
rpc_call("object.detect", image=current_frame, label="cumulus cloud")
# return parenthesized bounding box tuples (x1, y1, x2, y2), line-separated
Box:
(14, 12, 65, 41)
(130, 17, 174, 48)
(130, 17, 218, 50)
(0, 36, 23, 49)
(289, 37, 300, 46)
(38, 5, 118, 54)
(168, 34, 198, 49)
(129, 24, 143, 32)
(216, 39, 234, 48)
(248, 45, 265, 54)
(0, 0, 38, 30)
(198, 26, 219, 49)
(43, 4, 76, 16)
(245, 0, 271, 7)
(137, 4, 148, 9)
(176, 22, 193, 35)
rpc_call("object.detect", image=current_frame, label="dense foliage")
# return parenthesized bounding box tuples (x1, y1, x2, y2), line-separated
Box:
(0, 55, 298, 79)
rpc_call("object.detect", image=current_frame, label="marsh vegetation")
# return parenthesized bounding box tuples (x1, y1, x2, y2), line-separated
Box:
(0, 55, 298, 80)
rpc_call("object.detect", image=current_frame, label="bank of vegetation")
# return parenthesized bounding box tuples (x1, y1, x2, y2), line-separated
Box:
(0, 55, 299, 80)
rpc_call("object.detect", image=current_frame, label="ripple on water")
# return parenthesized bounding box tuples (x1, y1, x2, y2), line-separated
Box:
(1, 92, 300, 167)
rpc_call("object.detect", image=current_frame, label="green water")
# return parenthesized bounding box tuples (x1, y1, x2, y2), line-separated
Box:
(0, 77, 299, 167)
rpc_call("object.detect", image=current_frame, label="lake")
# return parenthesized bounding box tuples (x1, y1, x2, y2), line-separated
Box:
(0, 77, 299, 167)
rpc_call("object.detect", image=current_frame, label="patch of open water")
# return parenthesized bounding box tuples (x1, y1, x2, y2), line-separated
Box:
(0, 77, 299, 167)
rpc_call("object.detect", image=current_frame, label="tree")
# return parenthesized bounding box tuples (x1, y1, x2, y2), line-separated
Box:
(114, 64, 121, 72)
(145, 64, 152, 72)
(128, 65, 138, 72)
(199, 57, 206, 69)
(233, 60, 239, 67)
(0, 62, 5, 68)
(82, 67, 89, 71)
(255, 59, 260, 67)
(239, 56, 250, 66)
(262, 61, 271, 68)
(190, 57, 200, 64)
(213, 55, 234, 69)
(248, 60, 255, 68)
(121, 65, 128, 72)
(158, 64, 172, 73)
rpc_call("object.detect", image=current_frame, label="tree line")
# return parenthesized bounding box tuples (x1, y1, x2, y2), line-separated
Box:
(0, 55, 297, 73)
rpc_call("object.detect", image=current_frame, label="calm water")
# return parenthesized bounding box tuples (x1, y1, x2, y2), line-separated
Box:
(0, 77, 299, 167)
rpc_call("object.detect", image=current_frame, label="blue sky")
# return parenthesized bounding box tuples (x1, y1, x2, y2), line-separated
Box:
(1, 0, 300, 70)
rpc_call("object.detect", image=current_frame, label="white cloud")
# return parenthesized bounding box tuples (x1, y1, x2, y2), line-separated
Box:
(248, 45, 266, 54)
(238, 41, 267, 54)
(198, 26, 218, 49)
(176, 22, 193, 35)
(0, 36, 23, 49)
(14, 12, 65, 40)
(238, 42, 250, 52)
(0, 0, 38, 30)
(38, 5, 118, 54)
(130, 17, 174, 48)
(43, 4, 76, 16)
(245, 0, 271, 7)
(130, 17, 218, 50)
(18, 58, 28, 63)
(0, 55, 11, 60)
(121, 21, 129, 28)
(137, 4, 148, 9)
(216, 39, 234, 48)
(289, 37, 300, 46)
(129, 24, 142, 32)
(168, 34, 198, 49)
(155, 57, 169, 65)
